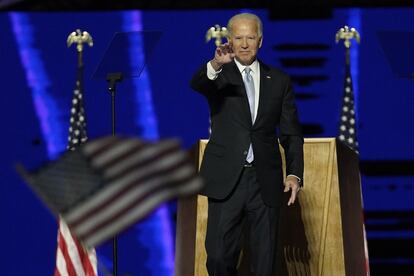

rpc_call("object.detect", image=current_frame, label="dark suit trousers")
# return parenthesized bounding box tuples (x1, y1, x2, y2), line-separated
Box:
(205, 165, 279, 276)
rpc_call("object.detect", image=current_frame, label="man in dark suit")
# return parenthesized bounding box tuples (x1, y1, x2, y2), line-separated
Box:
(190, 13, 304, 276)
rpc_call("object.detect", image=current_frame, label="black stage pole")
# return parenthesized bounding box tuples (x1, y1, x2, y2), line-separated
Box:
(106, 72, 123, 276)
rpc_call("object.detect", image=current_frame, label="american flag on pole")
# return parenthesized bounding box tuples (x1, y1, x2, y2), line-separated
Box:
(338, 54, 359, 153)
(22, 136, 203, 249)
(55, 69, 97, 276)
(337, 45, 370, 275)
(67, 136, 203, 248)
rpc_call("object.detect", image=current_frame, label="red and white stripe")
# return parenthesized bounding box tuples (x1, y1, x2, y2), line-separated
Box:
(63, 137, 203, 248)
(55, 218, 97, 276)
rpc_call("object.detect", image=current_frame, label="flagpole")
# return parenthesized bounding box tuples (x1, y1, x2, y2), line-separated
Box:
(65, 29, 97, 276)
(336, 25, 370, 275)
(335, 25, 360, 152)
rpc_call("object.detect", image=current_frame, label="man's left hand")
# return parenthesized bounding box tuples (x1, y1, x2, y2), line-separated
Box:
(284, 176, 301, 206)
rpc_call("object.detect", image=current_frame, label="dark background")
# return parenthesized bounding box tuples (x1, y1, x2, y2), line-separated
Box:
(1, 1, 413, 275)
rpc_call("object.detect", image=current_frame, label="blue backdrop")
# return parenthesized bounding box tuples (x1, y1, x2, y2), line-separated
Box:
(1, 8, 413, 275)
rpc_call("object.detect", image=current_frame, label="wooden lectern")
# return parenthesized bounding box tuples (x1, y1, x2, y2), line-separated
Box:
(175, 138, 366, 276)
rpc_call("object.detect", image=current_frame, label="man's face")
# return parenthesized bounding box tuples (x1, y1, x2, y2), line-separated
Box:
(229, 18, 262, 66)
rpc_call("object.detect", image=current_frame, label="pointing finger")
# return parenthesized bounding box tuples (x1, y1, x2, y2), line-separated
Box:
(287, 190, 297, 206)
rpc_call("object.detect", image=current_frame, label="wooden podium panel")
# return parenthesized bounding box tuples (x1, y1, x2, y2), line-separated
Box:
(175, 138, 366, 276)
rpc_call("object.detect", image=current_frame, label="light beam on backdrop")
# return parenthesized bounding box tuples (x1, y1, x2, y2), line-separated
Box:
(122, 10, 174, 275)
(348, 8, 361, 121)
(9, 12, 66, 159)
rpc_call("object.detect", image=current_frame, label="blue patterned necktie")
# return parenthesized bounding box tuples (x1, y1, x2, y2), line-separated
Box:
(243, 67, 255, 163)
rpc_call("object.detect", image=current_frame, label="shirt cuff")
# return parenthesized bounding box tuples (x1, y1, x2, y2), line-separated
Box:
(207, 61, 222, 80)
(287, 174, 301, 183)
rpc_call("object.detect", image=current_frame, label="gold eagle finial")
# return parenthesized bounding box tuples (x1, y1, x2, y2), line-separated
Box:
(206, 25, 228, 47)
(335, 26, 360, 48)
(67, 29, 93, 52)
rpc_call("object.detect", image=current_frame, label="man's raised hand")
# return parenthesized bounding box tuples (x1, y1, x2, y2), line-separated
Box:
(211, 43, 235, 71)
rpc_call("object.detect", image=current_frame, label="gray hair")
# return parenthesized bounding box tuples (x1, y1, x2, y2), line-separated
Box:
(227, 13, 263, 38)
